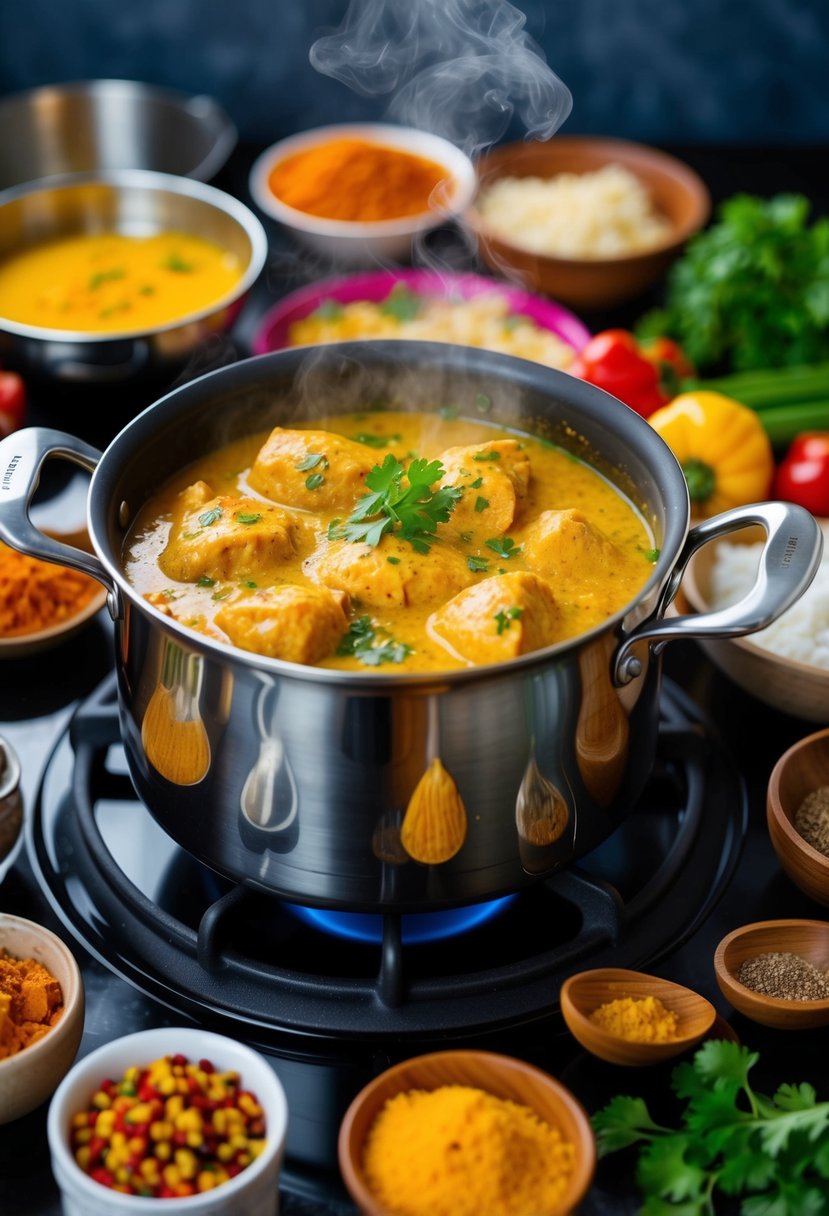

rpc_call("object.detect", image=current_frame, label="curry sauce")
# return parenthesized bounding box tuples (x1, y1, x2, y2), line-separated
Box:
(124, 411, 655, 672)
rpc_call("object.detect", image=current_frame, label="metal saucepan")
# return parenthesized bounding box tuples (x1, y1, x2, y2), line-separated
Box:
(0, 170, 267, 384)
(0, 343, 821, 910)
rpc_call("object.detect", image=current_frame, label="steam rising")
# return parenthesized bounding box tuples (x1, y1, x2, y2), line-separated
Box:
(310, 0, 572, 157)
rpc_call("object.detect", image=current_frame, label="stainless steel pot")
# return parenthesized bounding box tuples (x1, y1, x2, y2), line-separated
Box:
(0, 171, 267, 383)
(0, 343, 821, 910)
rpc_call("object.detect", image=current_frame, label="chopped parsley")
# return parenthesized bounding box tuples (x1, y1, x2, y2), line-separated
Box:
(644, 547, 661, 562)
(242, 580, 258, 589)
(351, 432, 402, 449)
(485, 536, 522, 560)
(337, 615, 412, 666)
(386, 556, 401, 565)
(469, 477, 484, 489)
(197, 506, 223, 527)
(305, 472, 325, 491)
(379, 283, 422, 322)
(474, 496, 489, 513)
(467, 555, 490, 573)
(331, 454, 461, 554)
(162, 253, 194, 273)
(88, 268, 125, 290)
(473, 450, 501, 463)
(295, 453, 328, 471)
(235, 512, 262, 525)
(494, 605, 523, 635)
(327, 518, 342, 541)
(196, 575, 216, 588)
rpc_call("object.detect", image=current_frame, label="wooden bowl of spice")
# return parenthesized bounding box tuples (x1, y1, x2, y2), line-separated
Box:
(249, 123, 476, 266)
(0, 528, 107, 658)
(0, 913, 84, 1123)
(714, 919, 829, 1029)
(338, 1048, 595, 1216)
(767, 728, 829, 906)
(560, 968, 716, 1067)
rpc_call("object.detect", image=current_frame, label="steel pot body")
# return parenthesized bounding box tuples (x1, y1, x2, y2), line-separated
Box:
(0, 343, 821, 910)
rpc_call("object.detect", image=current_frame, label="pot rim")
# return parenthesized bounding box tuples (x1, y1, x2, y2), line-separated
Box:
(87, 340, 691, 689)
(0, 169, 268, 343)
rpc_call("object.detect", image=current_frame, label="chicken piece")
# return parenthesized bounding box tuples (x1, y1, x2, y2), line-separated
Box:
(160, 487, 296, 583)
(521, 509, 624, 587)
(305, 538, 472, 609)
(215, 585, 349, 664)
(248, 427, 377, 512)
(429, 572, 561, 664)
(438, 438, 531, 535)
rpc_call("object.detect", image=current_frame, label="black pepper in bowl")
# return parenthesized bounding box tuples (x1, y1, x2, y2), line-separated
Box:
(737, 951, 829, 1001)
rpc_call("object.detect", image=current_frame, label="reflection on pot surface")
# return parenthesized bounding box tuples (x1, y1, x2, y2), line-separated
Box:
(141, 640, 211, 786)
(239, 674, 299, 841)
(576, 636, 631, 807)
(400, 699, 467, 865)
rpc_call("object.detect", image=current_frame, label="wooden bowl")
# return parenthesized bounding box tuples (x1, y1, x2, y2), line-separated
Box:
(682, 526, 829, 723)
(714, 919, 829, 1029)
(768, 730, 829, 905)
(467, 135, 710, 310)
(338, 1049, 595, 1216)
(560, 968, 716, 1066)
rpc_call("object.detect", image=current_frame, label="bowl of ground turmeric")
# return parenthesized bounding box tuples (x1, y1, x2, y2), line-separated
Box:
(0, 913, 84, 1123)
(338, 1048, 595, 1216)
(249, 123, 476, 265)
(560, 967, 717, 1067)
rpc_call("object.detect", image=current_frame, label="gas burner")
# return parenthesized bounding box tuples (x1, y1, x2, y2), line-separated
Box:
(31, 672, 746, 1043)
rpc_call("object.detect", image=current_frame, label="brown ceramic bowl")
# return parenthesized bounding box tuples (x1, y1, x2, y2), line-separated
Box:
(467, 135, 710, 310)
(768, 729, 829, 906)
(338, 1048, 595, 1216)
(560, 968, 716, 1066)
(714, 919, 829, 1029)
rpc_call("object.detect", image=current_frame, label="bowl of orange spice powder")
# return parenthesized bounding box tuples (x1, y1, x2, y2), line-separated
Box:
(338, 1048, 595, 1216)
(249, 123, 476, 265)
(0, 912, 85, 1124)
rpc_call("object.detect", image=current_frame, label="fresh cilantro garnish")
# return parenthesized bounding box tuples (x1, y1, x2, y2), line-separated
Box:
(469, 477, 484, 489)
(351, 432, 402, 449)
(379, 283, 422, 322)
(327, 518, 342, 541)
(386, 556, 401, 565)
(467, 555, 490, 573)
(235, 512, 262, 525)
(334, 454, 462, 554)
(494, 605, 523, 635)
(198, 506, 223, 527)
(242, 580, 257, 589)
(305, 473, 325, 491)
(474, 496, 489, 513)
(644, 547, 661, 562)
(162, 253, 194, 273)
(473, 450, 501, 462)
(337, 615, 412, 666)
(475, 392, 492, 413)
(439, 404, 460, 421)
(311, 299, 345, 321)
(197, 576, 215, 587)
(88, 268, 125, 290)
(485, 536, 522, 560)
(594, 1040, 829, 1214)
(295, 453, 328, 471)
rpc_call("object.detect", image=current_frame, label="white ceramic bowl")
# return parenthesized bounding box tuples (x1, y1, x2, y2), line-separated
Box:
(0, 913, 84, 1124)
(249, 123, 476, 265)
(48, 1026, 288, 1216)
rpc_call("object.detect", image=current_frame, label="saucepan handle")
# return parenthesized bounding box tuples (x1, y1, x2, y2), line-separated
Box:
(613, 501, 823, 686)
(0, 426, 118, 611)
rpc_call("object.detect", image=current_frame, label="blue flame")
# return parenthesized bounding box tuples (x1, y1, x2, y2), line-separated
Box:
(284, 896, 517, 945)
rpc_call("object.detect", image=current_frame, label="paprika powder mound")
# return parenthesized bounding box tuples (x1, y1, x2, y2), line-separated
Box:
(0, 948, 64, 1059)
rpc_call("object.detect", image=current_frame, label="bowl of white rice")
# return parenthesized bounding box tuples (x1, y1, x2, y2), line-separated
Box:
(682, 522, 829, 722)
(467, 136, 710, 310)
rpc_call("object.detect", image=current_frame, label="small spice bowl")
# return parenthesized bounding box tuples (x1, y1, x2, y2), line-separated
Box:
(714, 919, 829, 1029)
(338, 1048, 595, 1216)
(47, 1026, 288, 1216)
(0, 913, 85, 1124)
(560, 967, 717, 1066)
(249, 123, 476, 265)
(767, 728, 829, 906)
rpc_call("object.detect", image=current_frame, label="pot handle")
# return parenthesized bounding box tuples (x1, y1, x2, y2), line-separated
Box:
(0, 426, 119, 612)
(613, 501, 823, 685)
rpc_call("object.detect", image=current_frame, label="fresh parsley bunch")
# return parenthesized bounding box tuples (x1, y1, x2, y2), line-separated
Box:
(638, 194, 829, 372)
(593, 1040, 829, 1215)
(335, 454, 462, 553)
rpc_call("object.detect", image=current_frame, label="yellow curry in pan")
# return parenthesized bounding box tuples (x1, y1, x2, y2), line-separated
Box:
(124, 411, 657, 673)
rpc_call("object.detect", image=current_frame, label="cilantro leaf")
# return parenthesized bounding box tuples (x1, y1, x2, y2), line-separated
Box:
(474, 496, 489, 513)
(485, 536, 522, 560)
(337, 453, 461, 553)
(637, 1136, 708, 1204)
(350, 432, 402, 448)
(235, 512, 262, 525)
(197, 506, 223, 527)
(295, 453, 328, 471)
(467, 555, 489, 573)
(592, 1095, 666, 1155)
(337, 615, 412, 666)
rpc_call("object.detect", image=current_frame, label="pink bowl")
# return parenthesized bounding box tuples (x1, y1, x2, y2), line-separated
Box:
(251, 269, 591, 357)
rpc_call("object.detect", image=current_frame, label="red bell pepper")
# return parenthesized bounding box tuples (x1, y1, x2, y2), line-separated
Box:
(569, 330, 671, 418)
(773, 432, 829, 516)
(640, 336, 696, 396)
(0, 369, 26, 439)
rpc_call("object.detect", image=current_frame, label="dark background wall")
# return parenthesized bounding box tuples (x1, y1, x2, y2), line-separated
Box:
(0, 0, 827, 146)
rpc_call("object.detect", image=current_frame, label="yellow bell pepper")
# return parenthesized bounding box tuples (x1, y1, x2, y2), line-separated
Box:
(647, 391, 774, 517)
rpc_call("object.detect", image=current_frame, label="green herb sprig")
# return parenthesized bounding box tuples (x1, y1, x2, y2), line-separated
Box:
(337, 615, 412, 667)
(333, 454, 461, 554)
(593, 1040, 829, 1215)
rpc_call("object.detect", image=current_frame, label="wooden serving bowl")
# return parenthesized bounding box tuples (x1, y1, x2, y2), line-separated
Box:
(338, 1049, 595, 1216)
(560, 968, 716, 1066)
(714, 919, 829, 1029)
(767, 729, 829, 906)
(467, 135, 710, 310)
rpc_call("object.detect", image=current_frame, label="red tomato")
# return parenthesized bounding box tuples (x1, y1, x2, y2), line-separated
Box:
(0, 370, 26, 438)
(773, 431, 829, 517)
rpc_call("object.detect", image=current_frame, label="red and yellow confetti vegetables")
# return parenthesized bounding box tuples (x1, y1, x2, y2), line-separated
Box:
(68, 1053, 267, 1198)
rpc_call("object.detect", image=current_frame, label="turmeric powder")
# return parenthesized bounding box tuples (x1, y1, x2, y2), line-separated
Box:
(0, 540, 98, 638)
(589, 994, 679, 1043)
(0, 949, 64, 1058)
(363, 1084, 575, 1216)
(267, 137, 452, 222)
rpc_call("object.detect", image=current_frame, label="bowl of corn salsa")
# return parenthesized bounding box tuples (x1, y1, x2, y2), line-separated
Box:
(47, 1027, 288, 1215)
